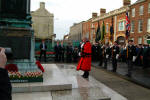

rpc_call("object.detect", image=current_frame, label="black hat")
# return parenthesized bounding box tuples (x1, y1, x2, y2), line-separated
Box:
(114, 41, 118, 44)
(128, 40, 133, 42)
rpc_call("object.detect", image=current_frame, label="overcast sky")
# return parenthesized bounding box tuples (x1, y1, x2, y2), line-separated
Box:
(31, 0, 137, 40)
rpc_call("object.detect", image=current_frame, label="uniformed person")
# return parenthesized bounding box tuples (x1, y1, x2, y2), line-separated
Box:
(111, 41, 120, 72)
(99, 43, 103, 66)
(126, 40, 137, 77)
(54, 42, 60, 62)
(136, 44, 143, 66)
(92, 44, 96, 61)
(73, 46, 79, 62)
(103, 43, 110, 69)
(66, 43, 73, 63)
(95, 42, 100, 61)
(143, 44, 149, 69)
(59, 42, 65, 62)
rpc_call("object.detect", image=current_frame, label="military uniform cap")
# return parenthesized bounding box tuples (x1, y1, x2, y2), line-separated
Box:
(128, 40, 133, 42)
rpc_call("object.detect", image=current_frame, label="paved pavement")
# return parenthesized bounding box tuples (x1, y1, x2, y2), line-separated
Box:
(12, 63, 150, 100)
(90, 66, 150, 100)
(13, 64, 127, 100)
(92, 61, 150, 88)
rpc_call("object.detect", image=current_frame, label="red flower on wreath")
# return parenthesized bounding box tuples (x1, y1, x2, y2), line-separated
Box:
(36, 61, 45, 72)
(5, 64, 18, 72)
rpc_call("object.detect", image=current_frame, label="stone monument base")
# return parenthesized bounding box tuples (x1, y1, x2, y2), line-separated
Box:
(0, 27, 43, 83)
(12, 64, 72, 93)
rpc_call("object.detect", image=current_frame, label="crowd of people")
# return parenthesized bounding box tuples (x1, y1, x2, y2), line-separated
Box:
(54, 41, 81, 63)
(92, 40, 150, 77)
(40, 39, 150, 78)
(0, 39, 150, 99)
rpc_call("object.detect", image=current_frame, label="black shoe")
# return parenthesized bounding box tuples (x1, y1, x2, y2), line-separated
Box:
(82, 75, 85, 78)
(111, 70, 116, 72)
(104, 66, 107, 69)
(99, 64, 102, 66)
(83, 75, 89, 78)
(126, 74, 131, 77)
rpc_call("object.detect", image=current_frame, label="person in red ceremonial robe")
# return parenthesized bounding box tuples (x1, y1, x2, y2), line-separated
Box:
(77, 37, 92, 78)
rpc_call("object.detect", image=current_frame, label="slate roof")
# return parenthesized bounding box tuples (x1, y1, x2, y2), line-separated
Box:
(133, 0, 146, 5)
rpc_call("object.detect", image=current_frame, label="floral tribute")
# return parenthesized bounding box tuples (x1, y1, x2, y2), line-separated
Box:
(8, 71, 43, 83)
(36, 61, 45, 72)
(8, 71, 43, 79)
(5, 64, 18, 72)
(5, 63, 43, 83)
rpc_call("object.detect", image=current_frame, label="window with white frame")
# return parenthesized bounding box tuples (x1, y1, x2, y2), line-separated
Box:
(118, 21, 125, 31)
(139, 5, 144, 15)
(138, 37, 142, 44)
(147, 18, 150, 32)
(148, 3, 150, 13)
(132, 8, 135, 17)
(138, 20, 143, 33)
(131, 21, 135, 33)
(106, 24, 109, 33)
(144, 38, 147, 44)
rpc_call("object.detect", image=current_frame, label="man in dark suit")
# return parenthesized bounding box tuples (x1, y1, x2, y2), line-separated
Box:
(54, 42, 60, 62)
(0, 48, 12, 100)
(126, 40, 137, 77)
(66, 43, 73, 63)
(111, 41, 120, 72)
(98, 43, 103, 66)
(59, 42, 65, 62)
(39, 40, 47, 62)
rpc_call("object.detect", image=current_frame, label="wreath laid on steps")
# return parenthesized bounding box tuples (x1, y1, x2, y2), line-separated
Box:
(36, 61, 45, 72)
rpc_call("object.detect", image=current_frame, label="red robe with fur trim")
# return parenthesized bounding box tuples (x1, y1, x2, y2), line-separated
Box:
(77, 41, 92, 71)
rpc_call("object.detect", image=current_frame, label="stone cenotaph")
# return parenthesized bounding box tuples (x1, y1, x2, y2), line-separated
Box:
(0, 0, 43, 82)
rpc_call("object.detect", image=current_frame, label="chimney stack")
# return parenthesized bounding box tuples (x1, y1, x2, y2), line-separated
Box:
(123, 0, 131, 6)
(100, 8, 106, 16)
(92, 13, 98, 18)
(40, 2, 45, 9)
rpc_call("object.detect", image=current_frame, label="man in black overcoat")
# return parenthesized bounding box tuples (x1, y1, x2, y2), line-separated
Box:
(39, 40, 47, 62)
(126, 40, 137, 77)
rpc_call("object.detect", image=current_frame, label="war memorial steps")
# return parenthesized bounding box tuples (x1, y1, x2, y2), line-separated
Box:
(12, 64, 72, 93)
(12, 64, 128, 100)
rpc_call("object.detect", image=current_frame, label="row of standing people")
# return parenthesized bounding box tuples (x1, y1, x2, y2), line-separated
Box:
(92, 40, 150, 77)
(54, 42, 81, 63)
(39, 40, 80, 63)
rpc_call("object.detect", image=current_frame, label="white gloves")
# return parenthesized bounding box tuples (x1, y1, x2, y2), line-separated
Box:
(116, 54, 119, 59)
(78, 52, 81, 56)
(106, 55, 109, 59)
(132, 56, 137, 62)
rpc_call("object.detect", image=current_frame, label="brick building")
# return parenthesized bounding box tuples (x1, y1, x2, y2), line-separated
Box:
(72, 0, 150, 45)
(92, 0, 130, 45)
(82, 18, 92, 41)
(129, 0, 150, 44)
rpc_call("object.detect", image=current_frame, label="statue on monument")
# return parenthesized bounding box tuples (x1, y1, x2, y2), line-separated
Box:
(0, 0, 30, 19)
